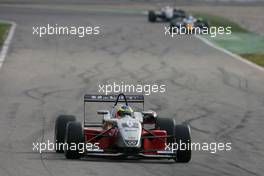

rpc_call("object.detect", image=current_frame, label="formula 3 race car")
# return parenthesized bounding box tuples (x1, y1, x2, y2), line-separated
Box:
(169, 15, 209, 34)
(148, 6, 186, 22)
(54, 93, 191, 162)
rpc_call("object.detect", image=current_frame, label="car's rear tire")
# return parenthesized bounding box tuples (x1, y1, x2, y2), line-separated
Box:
(64, 121, 84, 159)
(174, 124, 191, 163)
(169, 23, 175, 34)
(148, 10, 156, 22)
(204, 21, 209, 28)
(156, 118, 176, 144)
(54, 115, 76, 153)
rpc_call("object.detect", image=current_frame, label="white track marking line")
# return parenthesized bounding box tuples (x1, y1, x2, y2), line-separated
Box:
(0, 20, 16, 70)
(195, 35, 264, 72)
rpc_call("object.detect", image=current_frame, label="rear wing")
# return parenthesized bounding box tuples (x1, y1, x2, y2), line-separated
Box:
(83, 94, 144, 126)
(84, 94, 144, 103)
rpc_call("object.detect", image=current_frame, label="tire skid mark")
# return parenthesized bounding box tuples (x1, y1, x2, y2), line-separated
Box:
(76, 62, 107, 98)
(77, 69, 100, 87)
(169, 68, 189, 85)
(0, 103, 20, 153)
(24, 109, 58, 144)
(148, 96, 170, 113)
(23, 87, 67, 176)
(128, 64, 154, 81)
(183, 106, 212, 124)
(60, 66, 77, 79)
(157, 46, 172, 59)
(182, 105, 213, 134)
(216, 111, 252, 139)
(218, 67, 264, 109)
(192, 161, 233, 176)
(189, 125, 211, 134)
(85, 57, 154, 85)
(39, 108, 55, 176)
(6, 103, 20, 149)
(24, 88, 46, 105)
(230, 136, 261, 154)
(37, 104, 56, 176)
(24, 87, 79, 104)
(227, 161, 258, 176)
(168, 73, 200, 92)
(91, 26, 165, 59)
(218, 67, 249, 92)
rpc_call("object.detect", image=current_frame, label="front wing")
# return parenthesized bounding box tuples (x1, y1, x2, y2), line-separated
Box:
(84, 149, 176, 159)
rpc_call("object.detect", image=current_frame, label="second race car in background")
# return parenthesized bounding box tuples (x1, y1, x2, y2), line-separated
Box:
(169, 15, 209, 34)
(148, 6, 186, 22)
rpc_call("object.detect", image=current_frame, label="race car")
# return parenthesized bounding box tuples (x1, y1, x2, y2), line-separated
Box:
(169, 15, 209, 34)
(148, 6, 186, 22)
(54, 93, 191, 162)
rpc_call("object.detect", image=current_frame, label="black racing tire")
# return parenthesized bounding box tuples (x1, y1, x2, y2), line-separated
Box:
(54, 115, 76, 153)
(169, 23, 175, 34)
(174, 124, 191, 163)
(204, 21, 209, 28)
(64, 121, 84, 159)
(148, 10, 156, 22)
(196, 20, 209, 29)
(155, 118, 176, 144)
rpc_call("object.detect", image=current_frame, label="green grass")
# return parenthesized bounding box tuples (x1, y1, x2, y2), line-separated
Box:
(241, 54, 264, 67)
(193, 12, 248, 33)
(193, 13, 264, 68)
(0, 23, 11, 48)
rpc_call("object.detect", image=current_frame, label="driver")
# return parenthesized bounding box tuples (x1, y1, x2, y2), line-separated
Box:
(162, 6, 174, 19)
(115, 105, 133, 118)
(103, 104, 133, 130)
(184, 15, 196, 23)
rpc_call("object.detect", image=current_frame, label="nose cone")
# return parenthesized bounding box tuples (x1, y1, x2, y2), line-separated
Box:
(117, 117, 142, 148)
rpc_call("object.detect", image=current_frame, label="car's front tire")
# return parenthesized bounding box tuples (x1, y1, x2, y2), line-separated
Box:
(174, 124, 191, 163)
(54, 115, 76, 153)
(156, 118, 176, 144)
(64, 121, 84, 159)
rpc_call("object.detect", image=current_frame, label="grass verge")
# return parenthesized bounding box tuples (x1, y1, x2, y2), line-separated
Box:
(0, 22, 11, 49)
(193, 12, 248, 33)
(241, 54, 264, 67)
(193, 13, 264, 68)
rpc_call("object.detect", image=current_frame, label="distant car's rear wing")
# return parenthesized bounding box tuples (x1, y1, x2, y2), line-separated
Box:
(84, 94, 144, 103)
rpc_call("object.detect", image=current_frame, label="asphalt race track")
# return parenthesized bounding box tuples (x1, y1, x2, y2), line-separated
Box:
(0, 3, 264, 176)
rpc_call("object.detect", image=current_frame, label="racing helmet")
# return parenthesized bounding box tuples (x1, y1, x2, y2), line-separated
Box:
(189, 15, 194, 20)
(116, 105, 133, 118)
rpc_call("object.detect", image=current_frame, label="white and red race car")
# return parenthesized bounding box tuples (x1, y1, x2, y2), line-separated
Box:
(54, 93, 191, 162)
